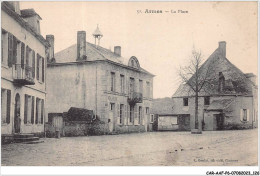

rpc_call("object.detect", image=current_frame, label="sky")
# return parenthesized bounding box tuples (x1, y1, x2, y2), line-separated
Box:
(20, 1, 258, 99)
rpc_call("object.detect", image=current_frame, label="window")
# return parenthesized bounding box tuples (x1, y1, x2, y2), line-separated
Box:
(240, 109, 249, 122)
(120, 74, 125, 93)
(110, 103, 115, 111)
(110, 72, 115, 92)
(37, 54, 40, 80)
(183, 98, 188, 106)
(119, 104, 124, 124)
(243, 109, 247, 121)
(24, 94, 35, 124)
(2, 30, 8, 65)
(42, 57, 44, 82)
(35, 98, 44, 124)
(21, 42, 25, 69)
(131, 60, 134, 67)
(139, 80, 143, 94)
(146, 107, 149, 114)
(1, 89, 11, 124)
(204, 96, 210, 105)
(146, 81, 150, 98)
(138, 106, 142, 124)
(31, 50, 35, 78)
(129, 77, 135, 94)
(150, 114, 154, 123)
(130, 105, 134, 123)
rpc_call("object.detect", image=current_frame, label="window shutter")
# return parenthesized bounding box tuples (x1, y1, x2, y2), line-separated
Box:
(6, 90, 11, 124)
(12, 36, 17, 65)
(240, 109, 243, 121)
(42, 57, 44, 82)
(127, 105, 129, 125)
(36, 98, 39, 124)
(247, 109, 250, 121)
(21, 42, 25, 69)
(36, 54, 40, 80)
(117, 103, 120, 124)
(134, 106, 138, 125)
(24, 94, 28, 124)
(8, 33, 13, 67)
(31, 96, 34, 124)
(41, 99, 44, 124)
(32, 50, 35, 78)
(26, 46, 29, 65)
(124, 105, 127, 125)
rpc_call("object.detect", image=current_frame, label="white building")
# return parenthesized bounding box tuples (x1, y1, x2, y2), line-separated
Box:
(1, 2, 50, 138)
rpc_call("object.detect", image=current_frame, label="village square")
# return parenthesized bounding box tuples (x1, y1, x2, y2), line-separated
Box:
(1, 1, 258, 167)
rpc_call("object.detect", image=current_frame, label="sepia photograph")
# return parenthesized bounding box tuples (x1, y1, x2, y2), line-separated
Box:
(1, 0, 259, 175)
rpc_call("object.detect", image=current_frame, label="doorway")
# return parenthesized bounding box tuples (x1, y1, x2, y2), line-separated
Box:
(14, 93, 21, 133)
(108, 103, 115, 132)
(213, 114, 224, 130)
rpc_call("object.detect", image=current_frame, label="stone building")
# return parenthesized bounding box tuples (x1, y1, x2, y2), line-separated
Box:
(172, 41, 258, 131)
(151, 97, 190, 131)
(46, 27, 154, 134)
(1, 2, 51, 138)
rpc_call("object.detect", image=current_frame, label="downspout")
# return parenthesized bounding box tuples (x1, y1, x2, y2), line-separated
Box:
(94, 64, 97, 121)
(251, 87, 254, 129)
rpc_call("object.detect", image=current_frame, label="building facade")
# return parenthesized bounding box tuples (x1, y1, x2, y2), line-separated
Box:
(46, 29, 154, 134)
(172, 41, 258, 131)
(1, 2, 50, 137)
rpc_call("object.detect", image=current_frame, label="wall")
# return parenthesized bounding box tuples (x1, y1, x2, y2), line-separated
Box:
(46, 61, 154, 134)
(173, 95, 255, 131)
(1, 10, 46, 135)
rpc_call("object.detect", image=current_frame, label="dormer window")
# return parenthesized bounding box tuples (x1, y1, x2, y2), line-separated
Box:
(128, 56, 140, 69)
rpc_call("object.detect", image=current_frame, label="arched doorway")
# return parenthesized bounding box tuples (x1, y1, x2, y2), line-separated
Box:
(14, 93, 21, 133)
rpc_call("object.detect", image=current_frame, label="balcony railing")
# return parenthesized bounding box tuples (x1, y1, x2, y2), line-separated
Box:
(13, 64, 35, 85)
(128, 92, 143, 105)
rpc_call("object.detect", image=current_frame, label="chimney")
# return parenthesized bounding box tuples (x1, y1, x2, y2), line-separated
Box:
(114, 46, 121, 56)
(20, 9, 42, 34)
(6, 2, 20, 15)
(46, 35, 55, 63)
(218, 41, 226, 58)
(77, 31, 87, 60)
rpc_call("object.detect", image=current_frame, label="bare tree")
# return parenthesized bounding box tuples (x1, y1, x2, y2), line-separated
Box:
(179, 48, 217, 133)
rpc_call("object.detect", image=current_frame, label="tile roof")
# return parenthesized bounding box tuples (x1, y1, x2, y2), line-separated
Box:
(151, 97, 174, 114)
(172, 43, 255, 98)
(20, 9, 42, 20)
(1, 2, 50, 47)
(54, 41, 154, 76)
(206, 98, 234, 111)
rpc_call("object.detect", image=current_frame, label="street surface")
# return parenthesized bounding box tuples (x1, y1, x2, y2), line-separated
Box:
(1, 129, 258, 166)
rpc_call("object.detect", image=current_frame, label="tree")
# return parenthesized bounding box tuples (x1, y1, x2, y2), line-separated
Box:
(179, 48, 217, 133)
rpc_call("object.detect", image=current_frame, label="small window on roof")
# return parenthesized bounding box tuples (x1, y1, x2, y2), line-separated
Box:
(128, 56, 140, 69)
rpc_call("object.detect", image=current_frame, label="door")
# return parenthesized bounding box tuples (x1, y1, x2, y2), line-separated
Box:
(213, 114, 224, 130)
(14, 93, 21, 133)
(108, 103, 115, 132)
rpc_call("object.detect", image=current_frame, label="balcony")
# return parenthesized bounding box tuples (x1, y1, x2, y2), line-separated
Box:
(128, 92, 143, 105)
(13, 64, 35, 85)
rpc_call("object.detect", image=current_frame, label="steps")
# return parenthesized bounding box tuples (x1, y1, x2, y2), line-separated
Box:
(14, 133, 41, 143)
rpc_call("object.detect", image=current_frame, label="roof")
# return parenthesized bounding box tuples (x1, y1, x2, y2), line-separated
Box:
(1, 2, 50, 47)
(20, 9, 42, 20)
(206, 98, 234, 111)
(151, 97, 174, 114)
(172, 43, 255, 98)
(53, 41, 154, 76)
